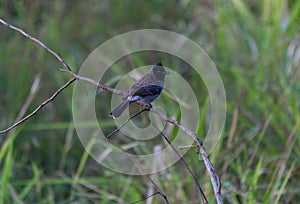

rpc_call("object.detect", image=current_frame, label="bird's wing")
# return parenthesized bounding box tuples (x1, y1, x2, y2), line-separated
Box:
(133, 85, 163, 96)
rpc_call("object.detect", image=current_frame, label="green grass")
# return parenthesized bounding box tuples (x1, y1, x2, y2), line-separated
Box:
(1, 0, 300, 203)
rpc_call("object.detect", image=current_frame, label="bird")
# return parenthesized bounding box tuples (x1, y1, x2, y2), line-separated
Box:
(109, 62, 169, 118)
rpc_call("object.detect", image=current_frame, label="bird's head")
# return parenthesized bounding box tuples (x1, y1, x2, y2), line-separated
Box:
(152, 62, 169, 81)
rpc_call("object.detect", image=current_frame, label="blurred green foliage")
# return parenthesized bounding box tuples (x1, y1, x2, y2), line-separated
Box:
(0, 0, 300, 203)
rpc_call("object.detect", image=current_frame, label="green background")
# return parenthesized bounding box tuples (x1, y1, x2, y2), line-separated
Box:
(0, 0, 299, 203)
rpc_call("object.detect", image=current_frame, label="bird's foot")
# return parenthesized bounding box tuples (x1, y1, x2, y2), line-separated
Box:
(145, 103, 152, 110)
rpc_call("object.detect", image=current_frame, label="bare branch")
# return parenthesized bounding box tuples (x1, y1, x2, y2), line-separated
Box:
(106, 108, 148, 138)
(59, 69, 126, 96)
(150, 108, 222, 203)
(130, 192, 169, 204)
(0, 18, 72, 72)
(157, 126, 208, 204)
(0, 77, 76, 134)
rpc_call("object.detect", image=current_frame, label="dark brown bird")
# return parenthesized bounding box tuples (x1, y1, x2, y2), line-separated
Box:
(109, 63, 169, 118)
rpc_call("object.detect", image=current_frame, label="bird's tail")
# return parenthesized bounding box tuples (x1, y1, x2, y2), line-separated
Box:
(109, 100, 130, 118)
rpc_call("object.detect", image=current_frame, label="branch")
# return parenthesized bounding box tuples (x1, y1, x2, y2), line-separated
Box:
(0, 17, 223, 203)
(150, 108, 222, 203)
(59, 69, 126, 96)
(157, 126, 208, 204)
(0, 77, 76, 134)
(0, 18, 72, 72)
(130, 191, 169, 204)
(0, 17, 125, 96)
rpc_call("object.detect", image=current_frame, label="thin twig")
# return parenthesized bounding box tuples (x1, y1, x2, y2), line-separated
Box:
(59, 68, 126, 96)
(130, 191, 169, 204)
(145, 175, 170, 204)
(176, 144, 198, 149)
(150, 108, 222, 203)
(104, 111, 170, 204)
(156, 126, 208, 204)
(0, 18, 72, 72)
(0, 78, 76, 134)
(106, 108, 148, 138)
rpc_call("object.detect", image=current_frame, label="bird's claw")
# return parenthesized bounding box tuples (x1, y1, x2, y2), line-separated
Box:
(145, 103, 152, 110)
